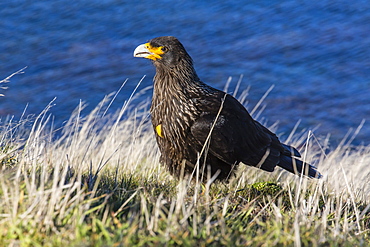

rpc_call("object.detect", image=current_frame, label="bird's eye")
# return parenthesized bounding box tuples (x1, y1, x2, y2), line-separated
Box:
(161, 46, 168, 53)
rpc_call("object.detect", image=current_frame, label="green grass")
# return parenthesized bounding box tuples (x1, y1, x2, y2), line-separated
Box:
(0, 79, 369, 246)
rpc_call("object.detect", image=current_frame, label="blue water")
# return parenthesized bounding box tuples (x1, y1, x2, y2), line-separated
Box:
(1, 0, 369, 145)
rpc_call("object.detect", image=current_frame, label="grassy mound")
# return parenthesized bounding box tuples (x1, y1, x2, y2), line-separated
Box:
(0, 85, 369, 246)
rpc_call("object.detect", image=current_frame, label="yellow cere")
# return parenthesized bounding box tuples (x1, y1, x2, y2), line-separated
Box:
(156, 124, 164, 138)
(145, 43, 165, 60)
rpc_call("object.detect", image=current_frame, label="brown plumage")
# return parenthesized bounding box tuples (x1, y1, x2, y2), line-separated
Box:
(134, 36, 322, 181)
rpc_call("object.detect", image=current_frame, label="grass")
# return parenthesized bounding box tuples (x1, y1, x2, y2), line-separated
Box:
(0, 76, 369, 246)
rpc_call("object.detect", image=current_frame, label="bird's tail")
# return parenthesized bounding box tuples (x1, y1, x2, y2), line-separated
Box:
(278, 155, 322, 178)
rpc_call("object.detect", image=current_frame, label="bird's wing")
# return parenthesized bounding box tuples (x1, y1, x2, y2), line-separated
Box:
(190, 93, 284, 171)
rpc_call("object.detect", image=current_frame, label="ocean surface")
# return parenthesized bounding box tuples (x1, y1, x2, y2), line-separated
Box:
(1, 0, 369, 146)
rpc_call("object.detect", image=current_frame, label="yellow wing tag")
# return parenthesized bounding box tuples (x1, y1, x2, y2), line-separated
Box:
(156, 124, 164, 138)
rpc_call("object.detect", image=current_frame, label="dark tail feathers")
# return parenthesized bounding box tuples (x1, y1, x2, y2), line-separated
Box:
(278, 155, 322, 178)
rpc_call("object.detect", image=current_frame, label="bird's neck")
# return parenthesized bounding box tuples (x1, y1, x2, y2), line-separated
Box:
(153, 61, 207, 99)
(151, 60, 207, 131)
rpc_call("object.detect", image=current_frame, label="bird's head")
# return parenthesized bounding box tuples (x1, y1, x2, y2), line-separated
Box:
(133, 36, 192, 68)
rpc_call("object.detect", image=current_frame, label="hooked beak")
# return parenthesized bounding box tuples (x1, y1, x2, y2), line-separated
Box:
(133, 44, 151, 58)
(133, 43, 165, 60)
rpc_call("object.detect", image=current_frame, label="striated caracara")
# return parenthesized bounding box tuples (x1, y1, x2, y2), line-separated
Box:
(133, 36, 322, 181)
